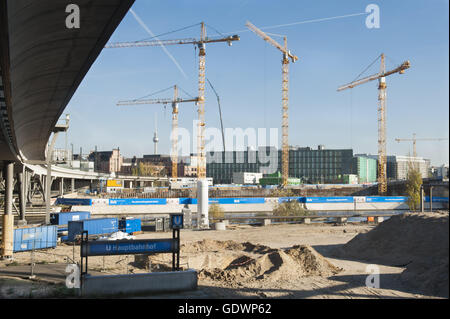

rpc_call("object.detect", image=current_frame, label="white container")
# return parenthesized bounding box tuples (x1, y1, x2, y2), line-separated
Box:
(213, 222, 226, 231)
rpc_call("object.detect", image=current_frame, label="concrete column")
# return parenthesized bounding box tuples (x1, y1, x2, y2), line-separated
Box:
(302, 217, 311, 224)
(60, 177, 64, 196)
(262, 219, 271, 226)
(336, 217, 347, 224)
(46, 166, 52, 224)
(2, 162, 15, 258)
(71, 178, 75, 192)
(430, 186, 433, 212)
(420, 186, 424, 213)
(130, 181, 133, 189)
(18, 171, 27, 225)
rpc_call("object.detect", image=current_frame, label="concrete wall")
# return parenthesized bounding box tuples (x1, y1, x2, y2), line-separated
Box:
(81, 269, 198, 297)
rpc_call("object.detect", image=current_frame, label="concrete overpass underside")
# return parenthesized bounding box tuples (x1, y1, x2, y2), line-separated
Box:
(0, 0, 135, 258)
(0, 0, 135, 164)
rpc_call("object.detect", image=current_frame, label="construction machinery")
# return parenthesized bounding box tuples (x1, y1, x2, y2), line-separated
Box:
(395, 133, 448, 158)
(246, 21, 299, 187)
(117, 85, 199, 178)
(106, 22, 240, 179)
(337, 53, 410, 194)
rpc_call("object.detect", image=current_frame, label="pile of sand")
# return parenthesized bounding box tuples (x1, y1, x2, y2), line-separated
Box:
(179, 240, 341, 285)
(338, 211, 449, 298)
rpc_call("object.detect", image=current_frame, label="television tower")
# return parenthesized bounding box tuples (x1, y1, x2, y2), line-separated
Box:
(153, 113, 159, 154)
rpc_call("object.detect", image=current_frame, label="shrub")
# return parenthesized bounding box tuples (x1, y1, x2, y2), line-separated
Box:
(272, 200, 310, 222)
(209, 203, 225, 221)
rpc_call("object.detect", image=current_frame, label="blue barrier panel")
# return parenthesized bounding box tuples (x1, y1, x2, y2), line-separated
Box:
(305, 197, 354, 203)
(278, 197, 305, 203)
(366, 196, 407, 203)
(55, 198, 92, 206)
(424, 196, 449, 203)
(81, 239, 175, 256)
(217, 198, 266, 204)
(109, 198, 167, 205)
(179, 198, 192, 205)
(179, 197, 266, 205)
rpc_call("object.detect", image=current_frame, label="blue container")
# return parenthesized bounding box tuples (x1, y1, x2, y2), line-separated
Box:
(68, 218, 118, 241)
(13, 225, 58, 252)
(119, 218, 142, 234)
(50, 211, 91, 226)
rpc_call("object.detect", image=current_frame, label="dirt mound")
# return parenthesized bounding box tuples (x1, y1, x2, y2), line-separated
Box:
(181, 239, 246, 253)
(339, 211, 449, 297)
(285, 245, 341, 277)
(182, 240, 341, 284)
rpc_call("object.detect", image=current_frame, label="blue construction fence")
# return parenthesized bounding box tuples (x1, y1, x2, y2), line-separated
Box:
(55, 196, 449, 206)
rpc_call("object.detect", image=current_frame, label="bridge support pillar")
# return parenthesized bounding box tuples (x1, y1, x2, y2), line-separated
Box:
(2, 162, 14, 259)
(336, 217, 347, 225)
(420, 186, 424, 212)
(60, 177, 64, 196)
(302, 217, 311, 224)
(262, 219, 271, 226)
(18, 170, 27, 224)
(430, 186, 433, 212)
(71, 178, 75, 192)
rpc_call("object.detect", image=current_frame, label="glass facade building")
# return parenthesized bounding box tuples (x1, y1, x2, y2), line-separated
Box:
(206, 146, 354, 184)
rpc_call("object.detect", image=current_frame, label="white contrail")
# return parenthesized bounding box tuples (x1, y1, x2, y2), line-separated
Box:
(129, 8, 188, 79)
(224, 12, 367, 35)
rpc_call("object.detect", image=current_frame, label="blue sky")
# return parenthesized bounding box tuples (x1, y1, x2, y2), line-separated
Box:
(59, 0, 449, 165)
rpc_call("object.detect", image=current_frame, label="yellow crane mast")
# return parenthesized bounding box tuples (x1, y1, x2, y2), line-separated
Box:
(117, 85, 199, 178)
(245, 21, 298, 187)
(106, 23, 240, 179)
(337, 54, 410, 194)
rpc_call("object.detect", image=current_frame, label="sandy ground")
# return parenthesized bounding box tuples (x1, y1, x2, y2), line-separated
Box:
(1, 222, 443, 299)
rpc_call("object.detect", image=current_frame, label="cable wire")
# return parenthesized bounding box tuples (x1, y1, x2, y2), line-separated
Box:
(352, 54, 382, 82)
(137, 22, 201, 42)
(134, 85, 175, 101)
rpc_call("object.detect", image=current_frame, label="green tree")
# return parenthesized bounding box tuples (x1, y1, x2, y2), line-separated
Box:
(272, 199, 310, 222)
(209, 203, 225, 222)
(406, 163, 423, 211)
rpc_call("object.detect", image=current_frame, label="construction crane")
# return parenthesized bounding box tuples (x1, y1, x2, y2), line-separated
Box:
(246, 21, 298, 187)
(337, 54, 410, 195)
(395, 133, 448, 158)
(117, 85, 199, 178)
(106, 22, 240, 179)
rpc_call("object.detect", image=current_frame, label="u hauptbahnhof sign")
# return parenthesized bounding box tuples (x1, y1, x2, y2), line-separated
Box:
(81, 238, 177, 257)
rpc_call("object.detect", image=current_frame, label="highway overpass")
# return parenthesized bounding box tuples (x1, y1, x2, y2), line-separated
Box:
(0, 0, 135, 258)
